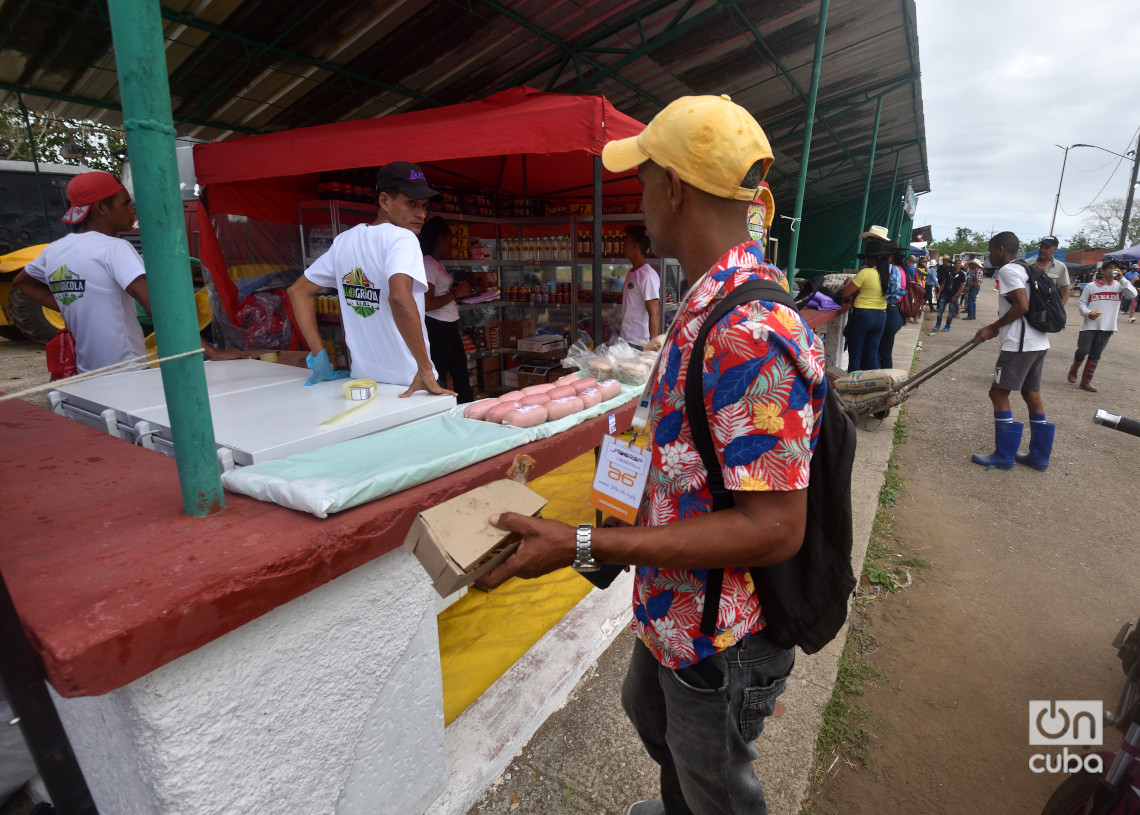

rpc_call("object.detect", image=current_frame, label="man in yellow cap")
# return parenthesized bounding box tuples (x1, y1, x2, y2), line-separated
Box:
(481, 95, 827, 815)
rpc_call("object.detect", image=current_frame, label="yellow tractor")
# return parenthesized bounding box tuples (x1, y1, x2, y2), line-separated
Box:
(0, 244, 63, 343)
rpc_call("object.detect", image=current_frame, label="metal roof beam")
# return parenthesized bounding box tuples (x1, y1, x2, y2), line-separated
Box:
(722, 0, 864, 178)
(770, 72, 920, 140)
(159, 8, 440, 108)
(806, 138, 923, 184)
(475, 0, 666, 106)
(564, 3, 724, 95)
(489, 0, 682, 97)
(0, 80, 262, 135)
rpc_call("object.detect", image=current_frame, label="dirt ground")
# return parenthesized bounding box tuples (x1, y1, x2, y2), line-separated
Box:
(808, 287, 1140, 814)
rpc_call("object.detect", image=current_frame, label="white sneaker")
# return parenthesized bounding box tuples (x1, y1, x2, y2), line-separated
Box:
(1130, 317, 1136, 323)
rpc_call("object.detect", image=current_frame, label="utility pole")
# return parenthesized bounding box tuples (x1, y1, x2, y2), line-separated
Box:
(1119, 131, 1140, 250)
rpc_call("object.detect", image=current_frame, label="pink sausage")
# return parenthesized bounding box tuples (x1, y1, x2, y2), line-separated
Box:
(545, 395, 585, 421)
(554, 373, 581, 387)
(498, 390, 526, 402)
(596, 379, 622, 400)
(521, 382, 557, 395)
(485, 400, 521, 423)
(577, 387, 603, 409)
(463, 399, 498, 420)
(546, 385, 577, 400)
(571, 377, 598, 394)
(519, 393, 552, 407)
(502, 404, 549, 428)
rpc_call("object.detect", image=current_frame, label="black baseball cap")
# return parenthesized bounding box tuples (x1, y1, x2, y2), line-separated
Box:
(1039, 236, 1060, 247)
(375, 161, 440, 199)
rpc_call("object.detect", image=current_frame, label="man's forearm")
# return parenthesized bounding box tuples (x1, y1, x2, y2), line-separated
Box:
(13, 272, 59, 310)
(287, 286, 325, 354)
(592, 493, 805, 570)
(390, 294, 434, 372)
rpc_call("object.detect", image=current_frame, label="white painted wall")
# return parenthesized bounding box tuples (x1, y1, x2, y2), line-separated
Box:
(51, 547, 446, 815)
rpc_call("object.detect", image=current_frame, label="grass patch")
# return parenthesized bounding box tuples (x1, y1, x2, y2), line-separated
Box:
(807, 387, 931, 804)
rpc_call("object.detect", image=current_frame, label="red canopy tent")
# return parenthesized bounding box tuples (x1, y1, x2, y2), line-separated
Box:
(191, 86, 646, 336)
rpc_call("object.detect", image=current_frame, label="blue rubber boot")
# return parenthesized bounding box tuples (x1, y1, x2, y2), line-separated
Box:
(1015, 422, 1055, 471)
(971, 422, 1023, 470)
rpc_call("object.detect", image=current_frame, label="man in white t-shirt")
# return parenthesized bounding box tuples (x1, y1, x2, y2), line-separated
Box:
(972, 230, 1053, 471)
(17, 171, 249, 375)
(288, 161, 452, 398)
(619, 224, 661, 343)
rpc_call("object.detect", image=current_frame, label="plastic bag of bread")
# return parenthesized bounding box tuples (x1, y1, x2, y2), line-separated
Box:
(642, 334, 667, 352)
(604, 337, 651, 385)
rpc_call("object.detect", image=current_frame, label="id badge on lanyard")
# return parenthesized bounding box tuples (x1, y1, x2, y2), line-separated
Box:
(589, 434, 651, 524)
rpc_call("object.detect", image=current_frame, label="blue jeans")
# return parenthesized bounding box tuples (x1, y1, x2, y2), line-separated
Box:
(936, 296, 958, 328)
(966, 286, 979, 319)
(621, 634, 795, 815)
(878, 304, 904, 369)
(846, 307, 887, 372)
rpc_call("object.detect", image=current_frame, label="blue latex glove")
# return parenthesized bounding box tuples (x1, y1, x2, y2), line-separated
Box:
(304, 348, 351, 386)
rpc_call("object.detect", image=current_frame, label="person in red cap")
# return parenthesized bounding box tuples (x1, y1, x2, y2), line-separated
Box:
(15, 171, 149, 372)
(15, 171, 246, 373)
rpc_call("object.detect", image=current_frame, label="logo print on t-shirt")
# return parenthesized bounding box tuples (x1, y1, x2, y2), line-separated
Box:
(342, 267, 381, 318)
(48, 265, 85, 306)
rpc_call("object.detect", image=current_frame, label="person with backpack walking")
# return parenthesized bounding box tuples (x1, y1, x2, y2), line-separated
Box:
(972, 231, 1054, 471)
(478, 94, 838, 815)
(1068, 259, 1136, 392)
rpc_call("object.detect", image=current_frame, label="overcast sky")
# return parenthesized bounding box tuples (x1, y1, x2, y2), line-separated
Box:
(913, 0, 1140, 247)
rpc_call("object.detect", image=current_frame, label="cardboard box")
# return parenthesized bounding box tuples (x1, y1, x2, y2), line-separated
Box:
(517, 334, 565, 352)
(479, 356, 501, 374)
(481, 369, 501, 391)
(502, 318, 536, 348)
(516, 359, 568, 388)
(403, 479, 547, 597)
(503, 369, 519, 388)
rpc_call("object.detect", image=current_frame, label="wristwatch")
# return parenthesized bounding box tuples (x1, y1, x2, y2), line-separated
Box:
(572, 524, 600, 573)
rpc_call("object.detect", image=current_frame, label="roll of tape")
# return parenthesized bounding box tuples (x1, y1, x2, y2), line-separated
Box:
(322, 378, 379, 426)
(343, 379, 377, 401)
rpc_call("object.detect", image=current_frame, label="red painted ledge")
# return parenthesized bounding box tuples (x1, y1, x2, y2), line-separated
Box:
(1, 396, 633, 698)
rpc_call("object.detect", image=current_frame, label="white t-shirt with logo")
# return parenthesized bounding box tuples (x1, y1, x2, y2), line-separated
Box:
(620, 263, 661, 343)
(24, 231, 147, 373)
(304, 223, 433, 385)
(996, 261, 1049, 352)
(423, 255, 459, 322)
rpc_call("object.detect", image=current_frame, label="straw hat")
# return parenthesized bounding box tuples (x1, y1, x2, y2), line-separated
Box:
(857, 225, 889, 241)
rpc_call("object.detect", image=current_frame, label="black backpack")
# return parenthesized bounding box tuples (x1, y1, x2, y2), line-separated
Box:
(1014, 259, 1067, 338)
(685, 279, 857, 654)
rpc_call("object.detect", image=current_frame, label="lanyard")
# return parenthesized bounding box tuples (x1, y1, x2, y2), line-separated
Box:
(631, 270, 709, 433)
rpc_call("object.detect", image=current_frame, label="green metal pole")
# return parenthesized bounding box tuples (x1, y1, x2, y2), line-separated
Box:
(17, 95, 54, 243)
(883, 151, 901, 241)
(106, 0, 224, 516)
(854, 95, 883, 267)
(785, 0, 830, 279)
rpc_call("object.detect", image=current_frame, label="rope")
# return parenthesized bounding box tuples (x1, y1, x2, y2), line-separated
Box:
(0, 347, 205, 404)
(780, 214, 802, 233)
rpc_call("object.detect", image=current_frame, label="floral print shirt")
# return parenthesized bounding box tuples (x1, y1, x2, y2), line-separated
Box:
(631, 241, 828, 669)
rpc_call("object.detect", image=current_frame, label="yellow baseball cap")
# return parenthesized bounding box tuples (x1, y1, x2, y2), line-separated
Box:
(601, 94, 774, 202)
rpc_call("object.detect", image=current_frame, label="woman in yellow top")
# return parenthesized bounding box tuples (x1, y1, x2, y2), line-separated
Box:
(840, 236, 895, 372)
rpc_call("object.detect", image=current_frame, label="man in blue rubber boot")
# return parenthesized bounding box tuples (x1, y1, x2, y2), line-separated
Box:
(971, 231, 1053, 470)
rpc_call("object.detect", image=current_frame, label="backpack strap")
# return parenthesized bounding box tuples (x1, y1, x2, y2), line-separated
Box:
(684, 278, 800, 638)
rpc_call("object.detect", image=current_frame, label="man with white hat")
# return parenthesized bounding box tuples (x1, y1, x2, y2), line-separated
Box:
(480, 94, 827, 815)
